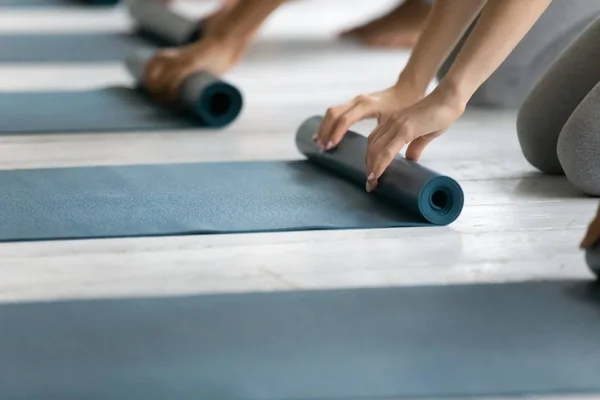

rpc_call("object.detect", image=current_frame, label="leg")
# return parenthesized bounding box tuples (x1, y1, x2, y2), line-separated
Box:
(339, 0, 432, 48)
(439, 0, 600, 108)
(516, 16, 600, 176)
(556, 81, 600, 196)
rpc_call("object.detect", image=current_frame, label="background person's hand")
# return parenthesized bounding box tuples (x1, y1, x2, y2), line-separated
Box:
(581, 203, 600, 249)
(143, 39, 241, 103)
(365, 84, 465, 192)
(314, 82, 424, 152)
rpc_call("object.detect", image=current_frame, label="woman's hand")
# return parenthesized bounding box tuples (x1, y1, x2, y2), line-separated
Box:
(143, 38, 241, 102)
(314, 82, 424, 152)
(365, 83, 465, 192)
(581, 203, 600, 249)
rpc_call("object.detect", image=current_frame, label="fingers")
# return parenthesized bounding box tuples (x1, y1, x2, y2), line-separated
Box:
(328, 98, 374, 148)
(144, 56, 166, 95)
(316, 95, 375, 151)
(164, 67, 192, 102)
(404, 130, 443, 161)
(365, 121, 410, 192)
(315, 104, 351, 151)
(143, 50, 190, 103)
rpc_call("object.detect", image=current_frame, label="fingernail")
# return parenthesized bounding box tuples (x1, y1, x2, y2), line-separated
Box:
(312, 134, 318, 142)
(326, 141, 334, 150)
(367, 173, 374, 180)
(366, 181, 373, 192)
(318, 143, 325, 153)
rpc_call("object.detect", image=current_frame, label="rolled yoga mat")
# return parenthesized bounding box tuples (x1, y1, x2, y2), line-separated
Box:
(587, 242, 600, 277)
(1, 280, 600, 399)
(0, 116, 462, 242)
(0, 51, 243, 134)
(128, 0, 202, 46)
(0, 1, 198, 62)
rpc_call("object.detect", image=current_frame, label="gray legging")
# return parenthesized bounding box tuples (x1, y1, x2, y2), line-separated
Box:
(438, 0, 600, 109)
(517, 17, 600, 196)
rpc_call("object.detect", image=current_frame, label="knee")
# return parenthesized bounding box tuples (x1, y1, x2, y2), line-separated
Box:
(557, 89, 600, 196)
(516, 95, 564, 175)
(557, 123, 600, 197)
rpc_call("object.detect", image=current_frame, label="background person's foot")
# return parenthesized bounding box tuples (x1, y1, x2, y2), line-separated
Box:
(339, 0, 431, 48)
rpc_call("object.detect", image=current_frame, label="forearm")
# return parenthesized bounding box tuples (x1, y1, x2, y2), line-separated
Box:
(397, 0, 487, 93)
(208, 0, 286, 44)
(438, 0, 552, 105)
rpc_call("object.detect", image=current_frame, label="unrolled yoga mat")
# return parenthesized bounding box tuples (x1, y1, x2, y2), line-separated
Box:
(0, 116, 462, 241)
(0, 2, 198, 62)
(1, 280, 600, 399)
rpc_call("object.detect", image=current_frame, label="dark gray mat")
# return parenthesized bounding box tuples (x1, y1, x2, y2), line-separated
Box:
(1, 280, 599, 399)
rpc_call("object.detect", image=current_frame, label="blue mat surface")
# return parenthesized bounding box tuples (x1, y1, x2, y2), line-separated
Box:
(1, 280, 599, 399)
(0, 117, 463, 241)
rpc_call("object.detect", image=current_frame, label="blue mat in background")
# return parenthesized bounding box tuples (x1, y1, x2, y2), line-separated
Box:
(0, 0, 119, 6)
(1, 280, 599, 399)
(0, 32, 159, 63)
(0, 117, 463, 241)
(0, 86, 241, 134)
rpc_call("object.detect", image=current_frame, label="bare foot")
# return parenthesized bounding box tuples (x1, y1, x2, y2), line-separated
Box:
(339, 0, 431, 48)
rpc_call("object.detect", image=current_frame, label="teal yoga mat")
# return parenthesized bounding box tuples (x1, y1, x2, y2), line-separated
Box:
(0, 116, 463, 242)
(1, 280, 599, 399)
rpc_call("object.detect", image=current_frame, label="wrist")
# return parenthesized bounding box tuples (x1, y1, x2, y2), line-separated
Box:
(432, 76, 470, 111)
(392, 77, 427, 100)
(395, 66, 432, 97)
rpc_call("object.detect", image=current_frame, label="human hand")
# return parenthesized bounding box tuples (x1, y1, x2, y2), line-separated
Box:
(314, 83, 424, 152)
(143, 38, 241, 102)
(365, 84, 465, 192)
(581, 203, 600, 249)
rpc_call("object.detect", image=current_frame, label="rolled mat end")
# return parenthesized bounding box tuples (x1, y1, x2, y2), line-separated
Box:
(295, 115, 464, 226)
(184, 74, 243, 128)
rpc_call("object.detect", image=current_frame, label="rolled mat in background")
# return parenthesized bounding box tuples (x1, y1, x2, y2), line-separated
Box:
(128, 0, 203, 46)
(0, 51, 243, 133)
(0, 116, 462, 242)
(0, 1, 198, 62)
(1, 280, 600, 399)
(587, 242, 600, 277)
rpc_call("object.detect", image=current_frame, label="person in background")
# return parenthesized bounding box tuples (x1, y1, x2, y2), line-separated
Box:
(144, 0, 433, 101)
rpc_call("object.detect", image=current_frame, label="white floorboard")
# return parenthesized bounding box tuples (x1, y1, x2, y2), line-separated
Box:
(0, 1, 598, 399)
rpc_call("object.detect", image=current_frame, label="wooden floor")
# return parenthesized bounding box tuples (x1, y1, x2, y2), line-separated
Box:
(0, 1, 598, 399)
